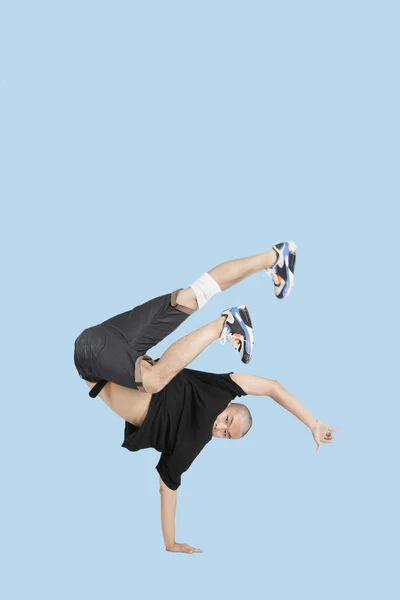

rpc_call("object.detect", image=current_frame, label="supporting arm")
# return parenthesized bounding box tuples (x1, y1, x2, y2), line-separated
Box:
(159, 477, 177, 550)
(159, 477, 203, 554)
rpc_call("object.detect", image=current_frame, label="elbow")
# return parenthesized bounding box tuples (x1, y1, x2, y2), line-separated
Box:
(269, 379, 281, 396)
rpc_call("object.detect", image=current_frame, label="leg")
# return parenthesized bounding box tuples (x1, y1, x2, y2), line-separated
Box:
(207, 249, 278, 290)
(141, 316, 226, 393)
(76, 290, 199, 398)
(175, 249, 278, 310)
(135, 249, 278, 389)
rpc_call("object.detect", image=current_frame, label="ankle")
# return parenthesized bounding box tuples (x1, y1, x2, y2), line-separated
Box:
(215, 316, 227, 338)
(265, 248, 278, 269)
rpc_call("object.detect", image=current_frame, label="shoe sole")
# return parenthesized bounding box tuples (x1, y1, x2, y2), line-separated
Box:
(277, 241, 296, 299)
(237, 305, 254, 363)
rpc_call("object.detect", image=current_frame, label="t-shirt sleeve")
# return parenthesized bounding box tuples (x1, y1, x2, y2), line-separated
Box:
(226, 372, 247, 397)
(156, 451, 198, 491)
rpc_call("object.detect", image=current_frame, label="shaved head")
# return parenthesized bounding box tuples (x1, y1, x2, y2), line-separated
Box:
(212, 402, 252, 439)
(234, 403, 253, 438)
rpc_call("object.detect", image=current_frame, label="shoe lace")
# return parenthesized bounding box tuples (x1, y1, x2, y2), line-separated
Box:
(266, 267, 278, 285)
(220, 328, 241, 350)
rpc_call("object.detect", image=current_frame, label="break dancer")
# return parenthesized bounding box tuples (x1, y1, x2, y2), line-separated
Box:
(74, 242, 337, 554)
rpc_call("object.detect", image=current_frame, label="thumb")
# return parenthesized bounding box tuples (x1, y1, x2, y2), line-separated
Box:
(315, 420, 320, 451)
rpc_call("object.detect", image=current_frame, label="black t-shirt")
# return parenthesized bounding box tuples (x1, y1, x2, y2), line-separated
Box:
(121, 367, 247, 490)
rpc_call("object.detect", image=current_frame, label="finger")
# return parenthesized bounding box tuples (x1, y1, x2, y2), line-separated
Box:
(321, 439, 334, 444)
(323, 430, 334, 438)
(193, 548, 203, 552)
(328, 428, 339, 432)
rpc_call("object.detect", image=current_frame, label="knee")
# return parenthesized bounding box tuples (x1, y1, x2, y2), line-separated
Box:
(188, 272, 222, 309)
(175, 288, 199, 312)
(142, 367, 166, 394)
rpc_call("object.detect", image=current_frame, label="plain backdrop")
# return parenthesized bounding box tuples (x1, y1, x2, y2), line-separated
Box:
(1, 1, 399, 599)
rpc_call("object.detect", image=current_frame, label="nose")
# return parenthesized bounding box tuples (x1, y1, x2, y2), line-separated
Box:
(214, 421, 226, 435)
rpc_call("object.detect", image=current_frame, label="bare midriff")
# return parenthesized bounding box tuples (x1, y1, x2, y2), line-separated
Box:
(84, 380, 153, 427)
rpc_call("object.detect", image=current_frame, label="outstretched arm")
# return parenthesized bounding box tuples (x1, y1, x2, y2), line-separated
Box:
(159, 477, 203, 554)
(230, 373, 338, 449)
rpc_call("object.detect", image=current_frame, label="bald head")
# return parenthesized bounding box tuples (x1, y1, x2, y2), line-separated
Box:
(235, 403, 252, 438)
(212, 402, 253, 439)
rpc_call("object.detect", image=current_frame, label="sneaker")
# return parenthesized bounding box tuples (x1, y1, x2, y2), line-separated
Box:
(220, 305, 254, 364)
(266, 241, 297, 299)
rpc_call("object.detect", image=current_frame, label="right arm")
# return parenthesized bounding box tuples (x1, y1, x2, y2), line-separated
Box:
(159, 477, 203, 554)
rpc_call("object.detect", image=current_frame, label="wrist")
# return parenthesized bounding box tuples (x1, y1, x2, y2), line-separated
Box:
(306, 416, 317, 430)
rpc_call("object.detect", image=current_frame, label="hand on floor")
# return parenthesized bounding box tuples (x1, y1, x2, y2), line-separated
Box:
(166, 542, 203, 554)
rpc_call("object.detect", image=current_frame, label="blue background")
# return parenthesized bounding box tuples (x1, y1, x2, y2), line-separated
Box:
(1, 1, 398, 598)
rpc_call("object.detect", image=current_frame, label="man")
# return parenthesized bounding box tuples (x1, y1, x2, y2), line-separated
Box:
(74, 241, 337, 554)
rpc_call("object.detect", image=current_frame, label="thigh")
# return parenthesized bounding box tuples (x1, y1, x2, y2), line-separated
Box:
(100, 293, 171, 343)
(77, 290, 193, 391)
(109, 289, 193, 357)
(93, 326, 140, 389)
(132, 303, 190, 356)
(100, 290, 194, 352)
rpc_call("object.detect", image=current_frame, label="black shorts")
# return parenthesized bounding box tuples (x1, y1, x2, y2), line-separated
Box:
(74, 289, 194, 397)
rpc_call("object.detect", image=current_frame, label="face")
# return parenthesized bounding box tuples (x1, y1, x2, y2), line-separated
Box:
(212, 403, 242, 439)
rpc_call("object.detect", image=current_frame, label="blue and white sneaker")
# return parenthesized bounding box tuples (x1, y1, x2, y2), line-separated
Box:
(220, 305, 254, 364)
(266, 241, 297, 299)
